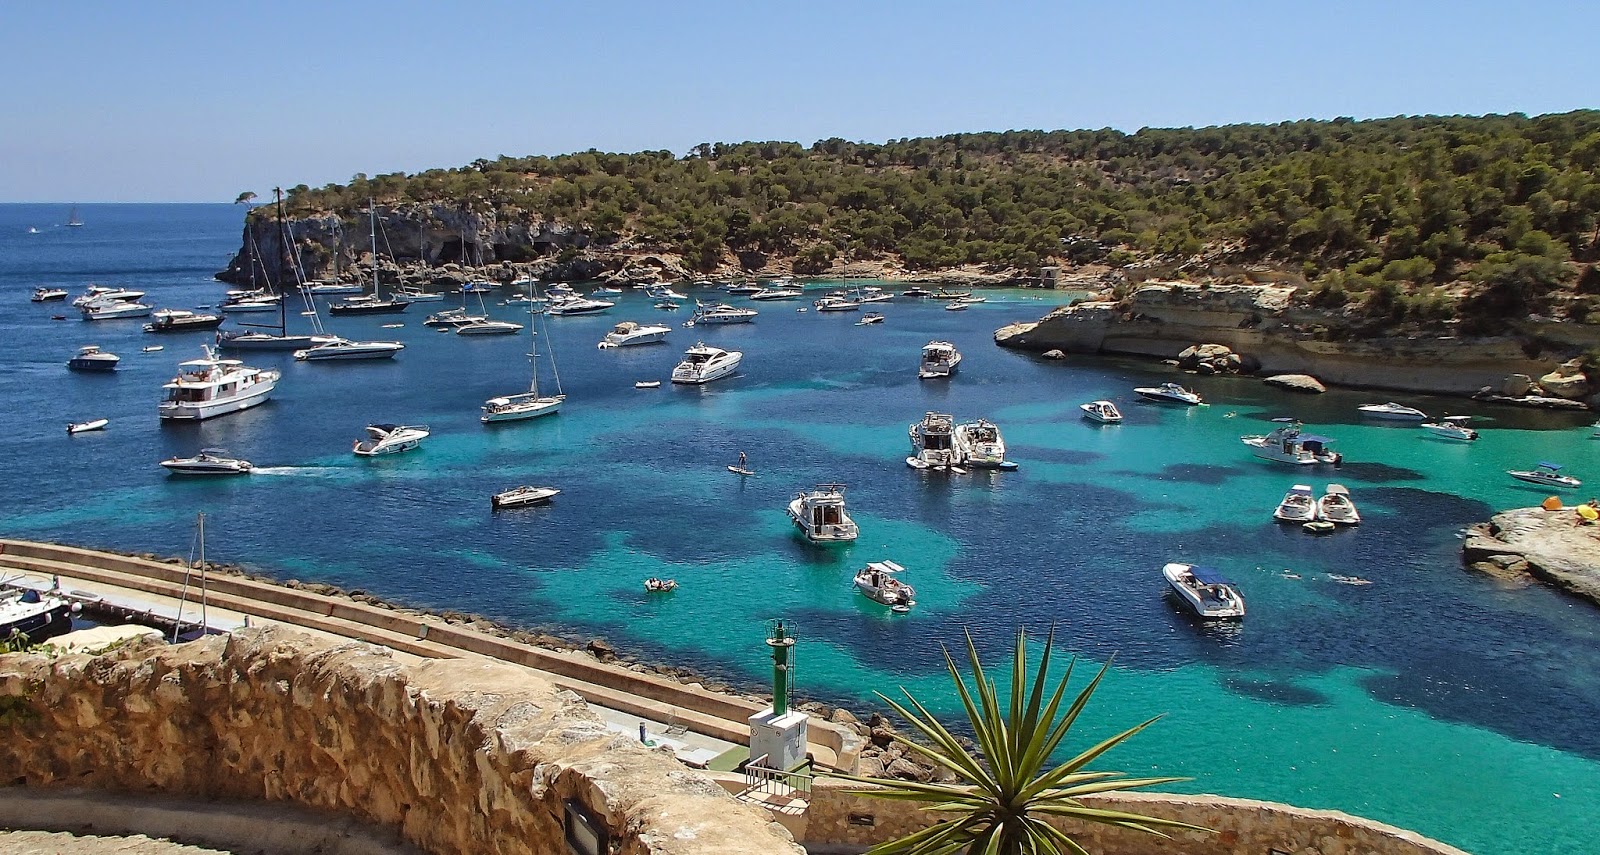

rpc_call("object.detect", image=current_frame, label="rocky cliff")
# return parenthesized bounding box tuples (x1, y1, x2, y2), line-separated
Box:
(996, 282, 1586, 396)
(1462, 506, 1600, 607)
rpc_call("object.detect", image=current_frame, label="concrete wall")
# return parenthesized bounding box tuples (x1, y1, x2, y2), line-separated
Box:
(0, 627, 802, 855)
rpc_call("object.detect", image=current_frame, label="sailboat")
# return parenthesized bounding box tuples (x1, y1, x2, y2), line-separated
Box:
(481, 284, 565, 423)
(219, 189, 338, 351)
(328, 201, 410, 315)
(65, 206, 83, 227)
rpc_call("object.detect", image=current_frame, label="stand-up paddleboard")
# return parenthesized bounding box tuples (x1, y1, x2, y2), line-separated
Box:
(949, 466, 968, 475)
(728, 466, 754, 476)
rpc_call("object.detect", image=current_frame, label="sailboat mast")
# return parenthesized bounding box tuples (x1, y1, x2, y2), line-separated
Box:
(369, 200, 379, 295)
(197, 512, 208, 635)
(528, 281, 539, 396)
(273, 188, 288, 335)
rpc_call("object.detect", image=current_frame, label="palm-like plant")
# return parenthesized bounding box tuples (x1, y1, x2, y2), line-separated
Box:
(831, 628, 1207, 854)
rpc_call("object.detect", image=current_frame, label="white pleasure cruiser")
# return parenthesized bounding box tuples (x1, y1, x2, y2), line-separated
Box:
(160, 449, 253, 476)
(80, 297, 153, 320)
(547, 296, 615, 316)
(854, 560, 916, 612)
(1273, 485, 1318, 523)
(1358, 402, 1428, 421)
(1318, 484, 1361, 525)
(688, 301, 757, 325)
(671, 343, 742, 384)
(72, 285, 145, 307)
(1163, 563, 1245, 620)
(294, 337, 405, 361)
(598, 321, 672, 348)
(907, 412, 959, 470)
(786, 484, 860, 543)
(1419, 416, 1478, 441)
(158, 346, 280, 421)
(1240, 419, 1341, 465)
(918, 341, 962, 379)
(352, 423, 430, 456)
(954, 419, 1014, 469)
(1134, 382, 1202, 405)
(1080, 400, 1123, 423)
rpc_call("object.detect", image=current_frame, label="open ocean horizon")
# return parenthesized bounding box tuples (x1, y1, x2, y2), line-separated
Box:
(3, 203, 1598, 853)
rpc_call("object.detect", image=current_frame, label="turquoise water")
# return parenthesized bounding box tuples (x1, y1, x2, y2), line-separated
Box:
(4, 204, 1600, 853)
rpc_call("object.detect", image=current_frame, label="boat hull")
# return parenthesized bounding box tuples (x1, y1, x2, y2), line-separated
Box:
(481, 399, 563, 423)
(1, 598, 74, 643)
(158, 380, 277, 421)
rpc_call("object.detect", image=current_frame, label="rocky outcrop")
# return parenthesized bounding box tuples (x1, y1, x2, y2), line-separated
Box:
(1264, 374, 1327, 393)
(1538, 359, 1591, 400)
(1176, 342, 1257, 375)
(1463, 507, 1600, 606)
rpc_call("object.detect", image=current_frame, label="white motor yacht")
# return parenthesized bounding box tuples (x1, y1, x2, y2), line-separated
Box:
(352, 423, 430, 456)
(32, 287, 68, 302)
(1273, 485, 1318, 523)
(219, 293, 282, 313)
(1420, 416, 1478, 441)
(688, 301, 757, 325)
(491, 485, 561, 509)
(547, 296, 615, 316)
(1080, 400, 1123, 423)
(856, 312, 885, 325)
(144, 309, 224, 333)
(1318, 484, 1361, 525)
(456, 319, 524, 336)
(1162, 563, 1245, 620)
(294, 337, 405, 361)
(854, 560, 916, 612)
(67, 345, 120, 371)
(724, 282, 763, 296)
(671, 343, 742, 384)
(0, 587, 76, 644)
(1507, 462, 1581, 489)
(80, 298, 153, 320)
(158, 346, 280, 421)
(1241, 419, 1341, 465)
(395, 284, 444, 302)
(1358, 402, 1428, 421)
(1135, 383, 1203, 405)
(918, 341, 962, 379)
(598, 321, 672, 348)
(425, 307, 485, 327)
(907, 412, 958, 470)
(160, 449, 253, 476)
(814, 296, 859, 312)
(954, 419, 1013, 469)
(72, 285, 145, 307)
(644, 284, 688, 300)
(749, 286, 804, 301)
(786, 484, 859, 543)
(853, 286, 893, 304)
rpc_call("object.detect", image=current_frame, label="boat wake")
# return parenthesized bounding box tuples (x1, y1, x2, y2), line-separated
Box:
(249, 466, 340, 478)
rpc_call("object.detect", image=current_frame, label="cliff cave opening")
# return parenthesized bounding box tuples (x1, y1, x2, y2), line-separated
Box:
(439, 238, 467, 264)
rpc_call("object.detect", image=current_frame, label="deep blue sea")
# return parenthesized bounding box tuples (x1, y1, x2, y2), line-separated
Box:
(4, 204, 1599, 853)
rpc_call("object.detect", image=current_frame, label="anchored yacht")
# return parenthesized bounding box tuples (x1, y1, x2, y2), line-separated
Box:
(598, 321, 671, 348)
(1080, 400, 1123, 423)
(786, 484, 859, 543)
(918, 341, 962, 379)
(1241, 419, 1341, 465)
(1134, 383, 1202, 405)
(352, 424, 430, 456)
(907, 412, 958, 469)
(688, 301, 757, 325)
(294, 337, 405, 361)
(1272, 485, 1318, 523)
(158, 346, 280, 421)
(671, 343, 742, 384)
(67, 345, 119, 371)
(954, 419, 1013, 469)
(1163, 563, 1245, 619)
(854, 561, 915, 612)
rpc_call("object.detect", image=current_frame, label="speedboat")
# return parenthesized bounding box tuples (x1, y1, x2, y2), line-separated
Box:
(72, 285, 145, 307)
(688, 301, 757, 325)
(144, 309, 224, 333)
(158, 346, 280, 421)
(294, 337, 405, 361)
(1420, 416, 1478, 441)
(80, 298, 153, 320)
(956, 295, 987, 304)
(856, 312, 885, 325)
(455, 319, 524, 336)
(724, 282, 763, 296)
(907, 411, 959, 470)
(1318, 484, 1361, 524)
(424, 307, 485, 327)
(1358, 402, 1428, 421)
(853, 286, 893, 304)
(328, 295, 410, 315)
(31, 287, 68, 302)
(598, 321, 671, 348)
(918, 341, 962, 379)
(491, 485, 560, 509)
(954, 419, 1013, 469)
(1240, 419, 1341, 465)
(655, 300, 680, 311)
(547, 296, 615, 316)
(0, 587, 75, 644)
(160, 449, 253, 476)
(749, 286, 804, 301)
(67, 345, 119, 371)
(644, 284, 688, 300)
(592, 286, 623, 297)
(1507, 462, 1581, 489)
(1273, 485, 1318, 523)
(671, 342, 742, 384)
(306, 281, 365, 295)
(933, 289, 972, 300)
(352, 423, 430, 456)
(1135, 382, 1202, 405)
(1080, 400, 1123, 423)
(814, 296, 859, 312)
(67, 418, 108, 434)
(1162, 563, 1245, 619)
(786, 484, 859, 543)
(460, 281, 495, 295)
(901, 287, 933, 298)
(854, 560, 916, 612)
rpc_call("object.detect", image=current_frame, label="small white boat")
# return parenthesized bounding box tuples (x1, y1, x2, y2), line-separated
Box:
(671, 342, 742, 384)
(856, 312, 885, 325)
(918, 341, 962, 379)
(644, 285, 688, 300)
(644, 577, 678, 592)
(31, 287, 68, 302)
(1358, 402, 1428, 421)
(141, 345, 164, 353)
(306, 281, 366, 295)
(0, 587, 75, 643)
(1507, 462, 1581, 489)
(1420, 416, 1478, 441)
(491, 485, 560, 509)
(1273, 484, 1318, 523)
(1318, 484, 1361, 525)
(933, 289, 971, 300)
(218, 293, 282, 313)
(724, 282, 763, 295)
(687, 301, 757, 325)
(901, 287, 933, 298)
(1135, 383, 1203, 405)
(907, 411, 958, 469)
(1241, 419, 1341, 465)
(160, 448, 252, 476)
(598, 321, 672, 348)
(144, 309, 224, 333)
(1163, 562, 1245, 619)
(854, 560, 916, 612)
(352, 423, 430, 456)
(592, 286, 624, 296)
(954, 419, 1012, 469)
(66, 418, 108, 435)
(67, 345, 119, 371)
(853, 287, 893, 304)
(635, 380, 662, 389)
(456, 319, 524, 336)
(394, 287, 443, 303)
(814, 296, 859, 312)
(1080, 400, 1122, 423)
(294, 338, 405, 361)
(943, 301, 969, 311)
(787, 484, 859, 543)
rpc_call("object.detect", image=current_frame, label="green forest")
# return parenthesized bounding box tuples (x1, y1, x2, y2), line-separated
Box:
(279, 110, 1600, 332)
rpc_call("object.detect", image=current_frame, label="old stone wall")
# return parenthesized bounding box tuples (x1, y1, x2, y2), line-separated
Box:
(805, 781, 1470, 855)
(0, 627, 801, 855)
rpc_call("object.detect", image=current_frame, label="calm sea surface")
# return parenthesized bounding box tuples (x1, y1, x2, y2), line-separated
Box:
(4, 204, 1598, 852)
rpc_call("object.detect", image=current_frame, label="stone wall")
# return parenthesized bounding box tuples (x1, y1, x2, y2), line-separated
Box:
(0, 628, 801, 855)
(805, 781, 1470, 855)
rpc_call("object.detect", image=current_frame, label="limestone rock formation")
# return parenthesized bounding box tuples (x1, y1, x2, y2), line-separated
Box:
(1501, 373, 1534, 397)
(1041, 349, 1066, 360)
(1463, 507, 1600, 606)
(1176, 342, 1257, 375)
(1264, 374, 1327, 394)
(1538, 359, 1590, 400)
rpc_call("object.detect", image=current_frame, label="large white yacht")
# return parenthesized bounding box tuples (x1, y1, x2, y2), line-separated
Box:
(786, 484, 859, 543)
(158, 346, 280, 421)
(352, 423, 430, 456)
(80, 298, 153, 320)
(688, 302, 757, 325)
(749, 285, 804, 301)
(1134, 383, 1202, 405)
(1420, 416, 1478, 441)
(954, 419, 1013, 469)
(907, 412, 958, 469)
(918, 341, 962, 379)
(671, 343, 742, 384)
(1240, 419, 1341, 465)
(598, 321, 672, 348)
(424, 307, 486, 327)
(72, 285, 145, 307)
(455, 319, 524, 336)
(294, 337, 405, 361)
(1163, 563, 1245, 620)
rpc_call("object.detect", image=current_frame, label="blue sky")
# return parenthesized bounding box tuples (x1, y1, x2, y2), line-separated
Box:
(2, 1, 1594, 202)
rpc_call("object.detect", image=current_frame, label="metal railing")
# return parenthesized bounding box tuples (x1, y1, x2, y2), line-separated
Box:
(743, 754, 814, 798)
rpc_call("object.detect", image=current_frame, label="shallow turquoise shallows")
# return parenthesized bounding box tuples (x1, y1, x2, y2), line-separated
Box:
(4, 204, 1599, 854)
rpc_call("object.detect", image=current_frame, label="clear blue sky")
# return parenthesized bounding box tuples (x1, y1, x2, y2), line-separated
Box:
(2, 0, 1594, 202)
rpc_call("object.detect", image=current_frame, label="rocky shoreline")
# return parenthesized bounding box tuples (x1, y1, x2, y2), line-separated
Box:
(1462, 507, 1600, 607)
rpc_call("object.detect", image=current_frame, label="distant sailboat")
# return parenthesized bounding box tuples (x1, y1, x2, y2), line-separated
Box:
(65, 206, 83, 227)
(480, 283, 564, 423)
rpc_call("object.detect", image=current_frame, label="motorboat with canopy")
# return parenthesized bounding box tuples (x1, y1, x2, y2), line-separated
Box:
(854, 560, 916, 612)
(1507, 461, 1581, 489)
(1241, 419, 1341, 465)
(1163, 562, 1245, 619)
(1317, 484, 1361, 524)
(786, 484, 859, 543)
(1273, 484, 1318, 522)
(671, 342, 742, 384)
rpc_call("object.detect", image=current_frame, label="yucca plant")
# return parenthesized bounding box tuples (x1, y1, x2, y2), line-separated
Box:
(830, 628, 1207, 854)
